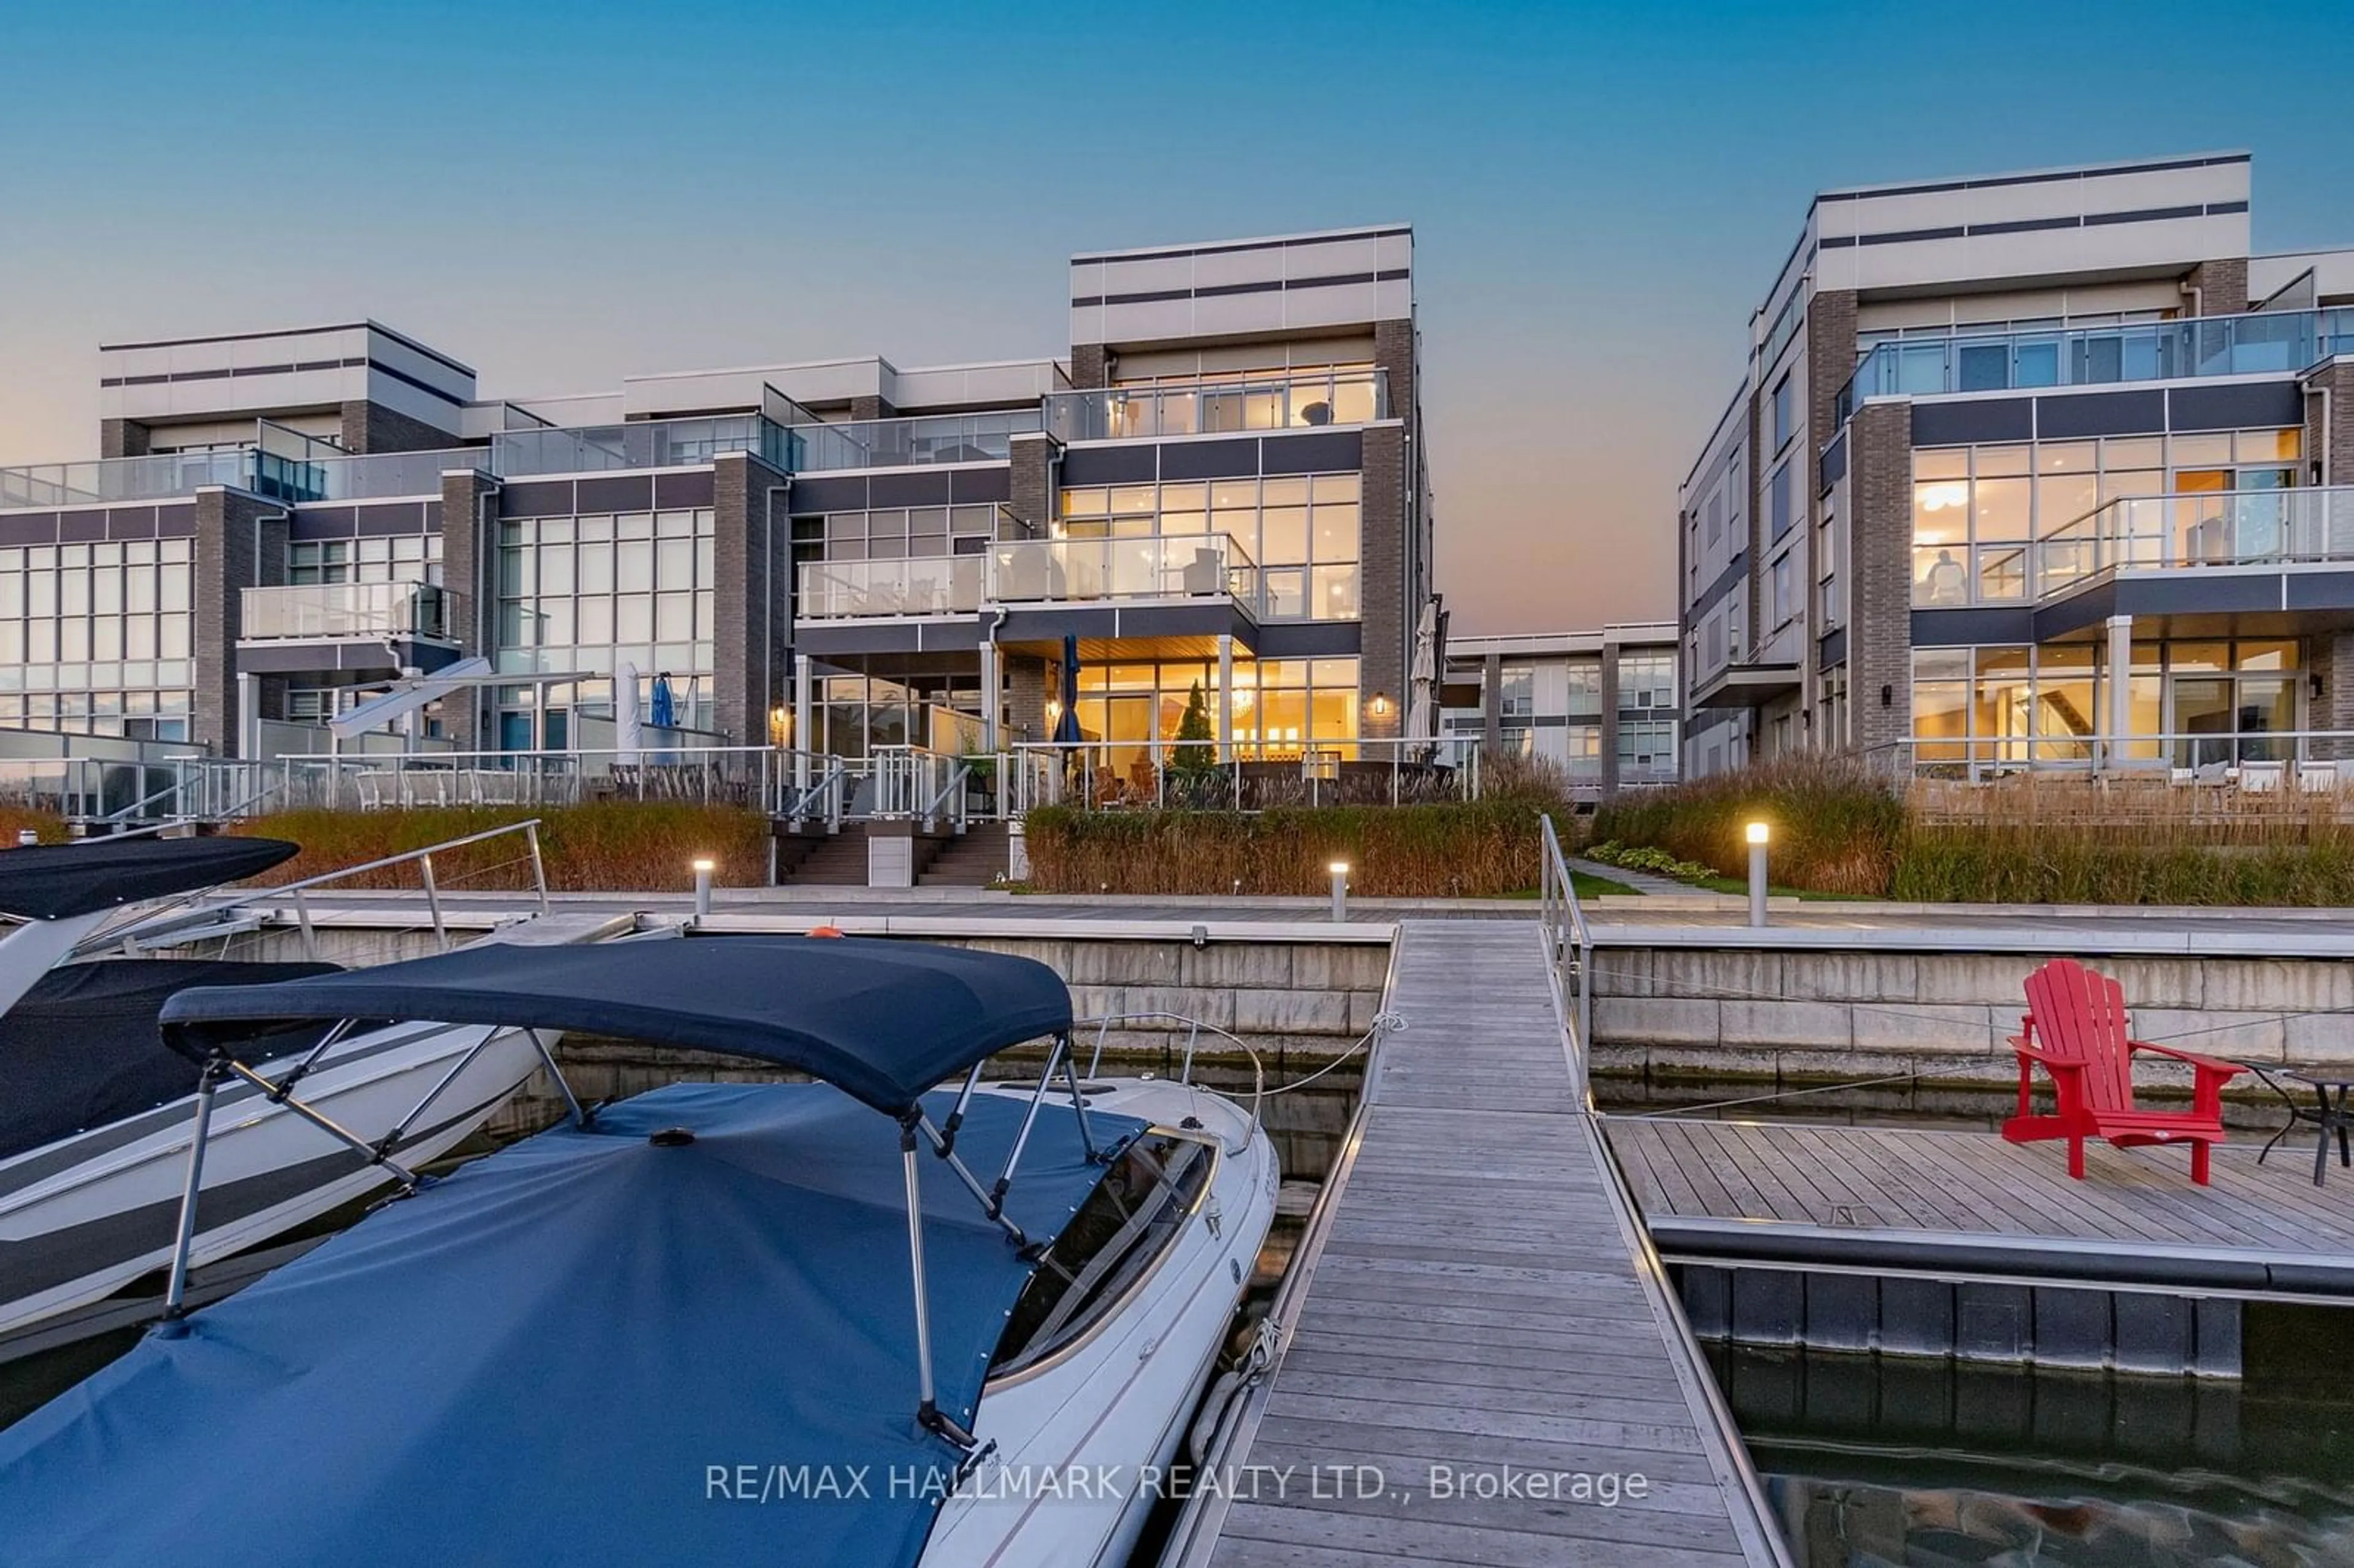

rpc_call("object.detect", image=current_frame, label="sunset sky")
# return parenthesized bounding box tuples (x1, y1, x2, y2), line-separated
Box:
(2, 0, 2350, 633)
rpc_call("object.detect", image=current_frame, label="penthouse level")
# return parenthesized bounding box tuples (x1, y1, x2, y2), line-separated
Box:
(1678, 151, 2354, 780)
(0, 226, 1435, 771)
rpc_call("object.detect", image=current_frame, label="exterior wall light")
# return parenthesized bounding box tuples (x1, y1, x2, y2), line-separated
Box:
(693, 858, 717, 920)
(1368, 693, 1393, 718)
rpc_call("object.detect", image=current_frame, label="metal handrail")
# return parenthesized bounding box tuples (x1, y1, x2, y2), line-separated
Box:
(922, 763, 970, 832)
(1538, 813, 1593, 1102)
(99, 818, 551, 959)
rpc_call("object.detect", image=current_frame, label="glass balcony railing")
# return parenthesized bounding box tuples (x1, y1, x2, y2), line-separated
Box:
(252, 447, 492, 503)
(0, 449, 253, 508)
(2034, 485, 2354, 599)
(1045, 368, 1388, 443)
(240, 581, 455, 642)
(986, 533, 1262, 615)
(1838, 306, 2354, 425)
(787, 411, 1045, 471)
(493, 414, 794, 478)
(796, 555, 985, 619)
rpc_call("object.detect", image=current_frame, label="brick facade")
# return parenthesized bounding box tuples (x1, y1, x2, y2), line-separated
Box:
(100, 420, 151, 459)
(1005, 654, 1049, 745)
(1007, 431, 1057, 533)
(1596, 644, 1622, 796)
(339, 399, 457, 454)
(2185, 257, 2250, 314)
(1068, 344, 1110, 390)
(848, 395, 897, 422)
(2308, 360, 2354, 485)
(711, 452, 791, 745)
(192, 487, 288, 754)
(1847, 402, 1913, 755)
(1357, 423, 1408, 740)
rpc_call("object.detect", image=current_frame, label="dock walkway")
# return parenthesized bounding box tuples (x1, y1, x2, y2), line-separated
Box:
(1203, 920, 1784, 1567)
(1607, 1117, 2354, 1297)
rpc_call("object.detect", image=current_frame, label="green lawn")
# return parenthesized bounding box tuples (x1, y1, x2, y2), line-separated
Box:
(1572, 871, 1639, 899)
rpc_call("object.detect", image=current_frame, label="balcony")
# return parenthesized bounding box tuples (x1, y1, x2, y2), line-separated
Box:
(985, 535, 1262, 616)
(1045, 368, 1388, 443)
(241, 581, 455, 642)
(2036, 485, 2354, 599)
(1837, 306, 2354, 424)
(492, 414, 792, 478)
(798, 555, 985, 620)
(788, 411, 1043, 471)
(0, 449, 254, 509)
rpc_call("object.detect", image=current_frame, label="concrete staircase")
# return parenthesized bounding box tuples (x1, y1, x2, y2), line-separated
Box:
(772, 823, 872, 886)
(917, 823, 1011, 888)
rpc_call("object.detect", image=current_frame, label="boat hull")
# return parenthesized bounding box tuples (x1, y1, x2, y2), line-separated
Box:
(0, 1022, 547, 1338)
(923, 1076, 1281, 1568)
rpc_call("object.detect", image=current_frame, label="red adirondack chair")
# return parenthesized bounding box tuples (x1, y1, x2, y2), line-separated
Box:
(2002, 957, 2249, 1185)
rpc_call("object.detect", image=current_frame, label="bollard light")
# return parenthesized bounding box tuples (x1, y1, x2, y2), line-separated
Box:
(1743, 821, 1769, 928)
(692, 857, 716, 921)
(15, 829, 36, 848)
(1329, 860, 1350, 924)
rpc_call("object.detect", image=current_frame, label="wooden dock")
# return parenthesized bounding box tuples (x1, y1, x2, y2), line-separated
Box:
(1607, 1117, 2354, 1298)
(1196, 921, 1786, 1567)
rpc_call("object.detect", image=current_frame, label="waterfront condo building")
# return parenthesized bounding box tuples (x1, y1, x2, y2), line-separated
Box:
(0, 226, 1432, 778)
(1679, 152, 2354, 778)
(1439, 625, 1681, 799)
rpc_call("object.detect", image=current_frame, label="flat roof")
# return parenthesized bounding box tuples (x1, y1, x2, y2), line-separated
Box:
(1070, 223, 1411, 264)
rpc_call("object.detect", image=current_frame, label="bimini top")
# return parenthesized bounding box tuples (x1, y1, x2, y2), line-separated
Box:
(0, 1080, 1143, 1568)
(160, 935, 1072, 1117)
(0, 837, 299, 922)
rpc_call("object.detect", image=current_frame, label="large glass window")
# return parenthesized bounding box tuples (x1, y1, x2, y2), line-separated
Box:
(496, 509, 717, 742)
(288, 533, 442, 586)
(1057, 473, 1360, 622)
(1068, 655, 1360, 777)
(0, 538, 195, 739)
(1912, 430, 2303, 606)
(1617, 650, 1676, 712)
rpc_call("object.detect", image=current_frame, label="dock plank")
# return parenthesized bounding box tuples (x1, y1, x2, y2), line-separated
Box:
(1206, 921, 1779, 1567)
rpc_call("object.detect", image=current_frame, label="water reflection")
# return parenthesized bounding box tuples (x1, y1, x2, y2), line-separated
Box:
(1720, 1343, 2354, 1566)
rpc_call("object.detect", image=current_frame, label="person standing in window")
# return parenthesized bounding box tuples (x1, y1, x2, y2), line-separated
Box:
(1923, 550, 1967, 605)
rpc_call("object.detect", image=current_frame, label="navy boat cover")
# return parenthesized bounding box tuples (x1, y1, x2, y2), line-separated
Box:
(160, 935, 1074, 1116)
(0, 959, 340, 1161)
(0, 1081, 1143, 1568)
(0, 837, 299, 921)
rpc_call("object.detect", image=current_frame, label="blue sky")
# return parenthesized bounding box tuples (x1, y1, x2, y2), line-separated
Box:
(2, 1, 2349, 631)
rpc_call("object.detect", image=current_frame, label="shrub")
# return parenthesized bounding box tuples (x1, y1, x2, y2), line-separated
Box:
(1021, 801, 1569, 897)
(232, 804, 770, 892)
(1593, 755, 1906, 896)
(0, 808, 67, 847)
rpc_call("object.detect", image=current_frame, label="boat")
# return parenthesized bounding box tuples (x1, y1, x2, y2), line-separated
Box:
(0, 934, 1280, 1568)
(0, 834, 571, 1343)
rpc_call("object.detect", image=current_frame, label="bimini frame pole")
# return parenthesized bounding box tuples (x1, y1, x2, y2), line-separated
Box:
(158, 1059, 226, 1331)
(901, 1115, 976, 1450)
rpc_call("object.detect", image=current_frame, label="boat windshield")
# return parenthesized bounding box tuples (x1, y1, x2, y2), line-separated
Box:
(989, 1131, 1212, 1377)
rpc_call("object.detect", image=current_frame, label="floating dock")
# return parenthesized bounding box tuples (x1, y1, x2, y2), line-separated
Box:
(1181, 919, 1788, 1567)
(1607, 1117, 2354, 1374)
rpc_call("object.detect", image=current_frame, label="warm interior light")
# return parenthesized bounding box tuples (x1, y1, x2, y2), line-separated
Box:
(1744, 822, 1770, 846)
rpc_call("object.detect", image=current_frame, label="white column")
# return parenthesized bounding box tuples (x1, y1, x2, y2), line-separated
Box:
(2106, 613, 2133, 769)
(793, 655, 814, 794)
(1216, 634, 1235, 750)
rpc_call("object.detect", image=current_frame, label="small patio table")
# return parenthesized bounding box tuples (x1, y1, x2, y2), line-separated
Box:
(2257, 1069, 2354, 1187)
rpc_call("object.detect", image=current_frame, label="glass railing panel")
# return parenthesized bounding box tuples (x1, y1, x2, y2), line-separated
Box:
(1843, 306, 2354, 424)
(984, 534, 1260, 613)
(492, 414, 772, 478)
(240, 581, 451, 641)
(0, 450, 252, 509)
(1045, 369, 1389, 443)
(794, 555, 985, 618)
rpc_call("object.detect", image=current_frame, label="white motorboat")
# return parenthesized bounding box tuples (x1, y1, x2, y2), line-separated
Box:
(0, 834, 569, 1342)
(0, 934, 1279, 1568)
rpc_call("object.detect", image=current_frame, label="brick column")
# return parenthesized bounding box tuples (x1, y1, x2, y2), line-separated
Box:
(712, 452, 791, 746)
(1005, 655, 1049, 744)
(1847, 402, 1913, 755)
(192, 487, 288, 755)
(340, 400, 458, 454)
(101, 420, 151, 459)
(1480, 653, 1502, 752)
(2185, 258, 2250, 314)
(1008, 431, 1059, 533)
(1358, 423, 1408, 740)
(847, 395, 897, 422)
(1599, 645, 1624, 797)
(2307, 360, 2354, 485)
(1068, 345, 1110, 390)
(1373, 318, 1415, 425)
(438, 468, 498, 750)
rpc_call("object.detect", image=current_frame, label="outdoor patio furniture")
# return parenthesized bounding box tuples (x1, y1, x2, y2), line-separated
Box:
(2001, 957, 2249, 1185)
(2253, 1065, 2354, 1187)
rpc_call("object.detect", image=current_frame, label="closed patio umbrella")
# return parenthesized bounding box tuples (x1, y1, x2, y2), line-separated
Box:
(1053, 635, 1083, 744)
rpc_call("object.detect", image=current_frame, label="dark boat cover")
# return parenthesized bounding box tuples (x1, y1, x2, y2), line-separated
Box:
(0, 1080, 1143, 1568)
(0, 959, 342, 1162)
(0, 837, 299, 921)
(161, 935, 1074, 1116)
